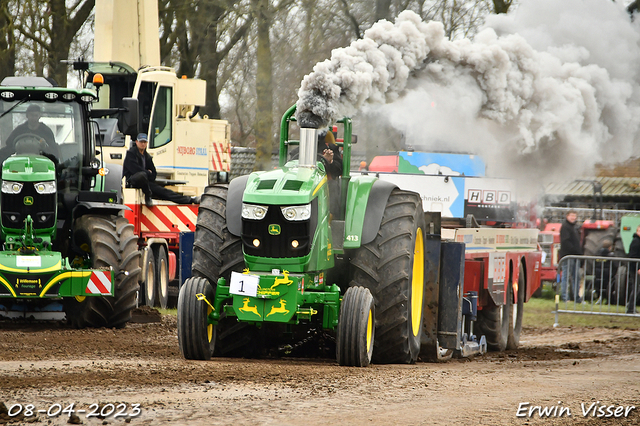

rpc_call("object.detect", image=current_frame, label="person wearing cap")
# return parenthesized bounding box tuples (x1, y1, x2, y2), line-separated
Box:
(123, 133, 199, 207)
(1, 103, 58, 163)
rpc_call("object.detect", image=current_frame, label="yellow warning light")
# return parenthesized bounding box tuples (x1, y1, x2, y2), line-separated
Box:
(93, 73, 104, 86)
(98, 167, 108, 177)
(181, 75, 187, 79)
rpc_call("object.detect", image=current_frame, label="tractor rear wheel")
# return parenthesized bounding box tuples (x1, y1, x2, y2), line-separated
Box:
(476, 292, 510, 352)
(349, 189, 426, 364)
(190, 184, 259, 357)
(507, 264, 525, 349)
(178, 276, 216, 360)
(65, 215, 141, 329)
(143, 249, 156, 307)
(337, 286, 375, 367)
(155, 245, 169, 310)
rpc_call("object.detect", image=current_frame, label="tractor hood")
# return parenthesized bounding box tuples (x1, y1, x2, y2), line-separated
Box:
(2, 155, 56, 182)
(242, 161, 327, 205)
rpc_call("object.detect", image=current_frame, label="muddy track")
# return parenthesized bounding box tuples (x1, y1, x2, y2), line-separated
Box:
(1, 315, 639, 425)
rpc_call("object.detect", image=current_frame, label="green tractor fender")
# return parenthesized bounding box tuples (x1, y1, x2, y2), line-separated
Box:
(343, 177, 397, 249)
(226, 174, 251, 237)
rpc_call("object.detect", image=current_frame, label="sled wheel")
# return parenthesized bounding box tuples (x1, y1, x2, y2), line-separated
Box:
(178, 277, 215, 360)
(337, 286, 375, 367)
(476, 292, 510, 352)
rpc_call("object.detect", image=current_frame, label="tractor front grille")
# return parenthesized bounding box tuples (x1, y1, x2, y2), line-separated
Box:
(1, 185, 56, 230)
(242, 200, 317, 258)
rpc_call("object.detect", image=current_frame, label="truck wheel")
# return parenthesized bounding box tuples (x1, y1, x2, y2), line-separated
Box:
(476, 294, 510, 352)
(155, 245, 169, 310)
(143, 249, 156, 307)
(349, 189, 426, 364)
(65, 215, 141, 329)
(192, 184, 258, 357)
(507, 264, 525, 349)
(337, 286, 375, 367)
(178, 277, 215, 360)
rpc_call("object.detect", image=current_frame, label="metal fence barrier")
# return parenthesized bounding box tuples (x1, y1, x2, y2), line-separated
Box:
(554, 255, 640, 326)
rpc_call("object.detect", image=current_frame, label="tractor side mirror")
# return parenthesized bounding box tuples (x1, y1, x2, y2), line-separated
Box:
(119, 97, 139, 137)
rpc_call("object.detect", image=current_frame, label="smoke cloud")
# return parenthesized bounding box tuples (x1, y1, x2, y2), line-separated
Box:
(296, 0, 640, 189)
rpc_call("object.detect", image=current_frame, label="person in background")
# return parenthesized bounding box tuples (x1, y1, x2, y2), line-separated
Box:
(594, 239, 617, 301)
(559, 210, 582, 302)
(626, 225, 640, 313)
(123, 133, 199, 207)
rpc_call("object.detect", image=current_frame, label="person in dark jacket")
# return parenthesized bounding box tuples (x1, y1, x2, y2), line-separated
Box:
(0, 104, 59, 165)
(317, 130, 342, 180)
(626, 225, 640, 313)
(123, 133, 199, 207)
(559, 210, 582, 302)
(594, 239, 617, 299)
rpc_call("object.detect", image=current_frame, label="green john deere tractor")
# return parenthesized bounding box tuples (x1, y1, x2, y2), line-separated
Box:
(178, 105, 428, 366)
(0, 76, 141, 328)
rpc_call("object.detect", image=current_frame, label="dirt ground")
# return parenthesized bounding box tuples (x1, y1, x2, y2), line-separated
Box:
(1, 311, 640, 426)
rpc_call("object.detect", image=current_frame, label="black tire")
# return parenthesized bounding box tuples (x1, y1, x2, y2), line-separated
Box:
(143, 249, 156, 307)
(192, 184, 258, 357)
(507, 264, 525, 350)
(476, 291, 510, 352)
(583, 228, 617, 257)
(349, 189, 426, 364)
(155, 245, 169, 310)
(178, 277, 215, 360)
(65, 215, 141, 329)
(337, 286, 375, 367)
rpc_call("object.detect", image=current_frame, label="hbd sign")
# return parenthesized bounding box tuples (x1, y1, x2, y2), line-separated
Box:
(467, 189, 511, 205)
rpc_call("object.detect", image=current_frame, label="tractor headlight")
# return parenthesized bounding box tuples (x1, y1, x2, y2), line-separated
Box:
(34, 181, 56, 194)
(280, 204, 311, 221)
(242, 203, 268, 220)
(2, 181, 23, 194)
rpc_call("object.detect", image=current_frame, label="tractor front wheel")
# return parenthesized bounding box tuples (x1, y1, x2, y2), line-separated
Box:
(507, 264, 525, 349)
(337, 286, 375, 367)
(476, 294, 510, 352)
(178, 277, 216, 360)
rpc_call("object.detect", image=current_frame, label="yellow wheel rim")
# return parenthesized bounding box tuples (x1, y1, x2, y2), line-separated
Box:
(411, 227, 424, 337)
(75, 295, 86, 302)
(206, 305, 213, 343)
(366, 308, 373, 351)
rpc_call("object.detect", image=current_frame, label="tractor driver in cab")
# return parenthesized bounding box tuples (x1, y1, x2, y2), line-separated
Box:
(318, 129, 342, 216)
(317, 129, 342, 180)
(0, 104, 59, 165)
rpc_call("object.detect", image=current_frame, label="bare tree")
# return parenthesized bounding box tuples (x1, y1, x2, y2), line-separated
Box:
(0, 0, 16, 80)
(18, 0, 95, 86)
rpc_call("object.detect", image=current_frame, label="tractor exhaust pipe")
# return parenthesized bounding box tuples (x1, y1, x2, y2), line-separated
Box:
(299, 127, 318, 168)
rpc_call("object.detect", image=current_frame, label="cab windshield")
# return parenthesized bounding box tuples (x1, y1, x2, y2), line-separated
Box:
(0, 100, 85, 192)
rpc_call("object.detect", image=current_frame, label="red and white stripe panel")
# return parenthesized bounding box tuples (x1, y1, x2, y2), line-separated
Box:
(85, 271, 112, 295)
(140, 205, 198, 233)
(211, 142, 230, 172)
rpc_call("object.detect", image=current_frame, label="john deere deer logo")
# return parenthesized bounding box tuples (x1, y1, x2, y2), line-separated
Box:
(266, 299, 289, 317)
(238, 297, 260, 317)
(268, 224, 281, 235)
(270, 270, 293, 289)
(23, 196, 33, 206)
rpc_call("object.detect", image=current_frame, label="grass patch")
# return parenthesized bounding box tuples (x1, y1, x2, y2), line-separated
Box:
(525, 284, 640, 329)
(158, 308, 177, 316)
